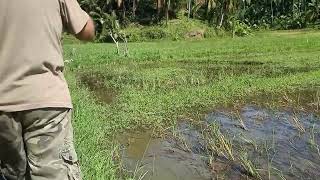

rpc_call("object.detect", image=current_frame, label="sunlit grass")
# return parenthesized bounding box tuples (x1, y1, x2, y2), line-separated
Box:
(64, 30, 320, 179)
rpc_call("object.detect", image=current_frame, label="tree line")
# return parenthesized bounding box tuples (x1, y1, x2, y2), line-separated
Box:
(79, 0, 320, 39)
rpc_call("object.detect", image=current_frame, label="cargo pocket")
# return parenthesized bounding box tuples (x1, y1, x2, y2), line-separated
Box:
(61, 148, 82, 180)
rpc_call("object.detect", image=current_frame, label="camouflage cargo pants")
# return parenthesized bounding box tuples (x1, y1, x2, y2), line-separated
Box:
(0, 108, 81, 180)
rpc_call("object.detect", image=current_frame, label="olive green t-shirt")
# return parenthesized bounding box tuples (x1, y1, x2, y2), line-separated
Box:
(0, 0, 89, 112)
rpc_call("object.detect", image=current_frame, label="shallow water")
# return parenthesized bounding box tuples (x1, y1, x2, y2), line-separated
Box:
(207, 105, 320, 179)
(120, 105, 320, 179)
(119, 123, 212, 180)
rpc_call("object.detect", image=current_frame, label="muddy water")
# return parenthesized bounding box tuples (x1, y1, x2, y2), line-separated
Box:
(120, 106, 320, 179)
(119, 122, 212, 180)
(207, 106, 320, 179)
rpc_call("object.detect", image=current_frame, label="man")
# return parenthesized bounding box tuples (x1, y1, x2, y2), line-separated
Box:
(0, 0, 95, 179)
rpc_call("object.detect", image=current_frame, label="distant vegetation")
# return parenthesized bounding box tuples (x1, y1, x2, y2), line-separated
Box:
(79, 0, 320, 41)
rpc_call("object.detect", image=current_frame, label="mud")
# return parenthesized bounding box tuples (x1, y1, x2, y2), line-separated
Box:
(207, 105, 320, 179)
(119, 123, 212, 180)
(120, 105, 320, 179)
(78, 73, 117, 104)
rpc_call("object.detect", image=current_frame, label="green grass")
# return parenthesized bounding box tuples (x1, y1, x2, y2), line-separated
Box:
(123, 18, 216, 42)
(64, 30, 320, 179)
(65, 72, 119, 179)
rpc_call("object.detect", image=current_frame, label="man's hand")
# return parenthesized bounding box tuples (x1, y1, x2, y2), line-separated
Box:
(75, 17, 95, 42)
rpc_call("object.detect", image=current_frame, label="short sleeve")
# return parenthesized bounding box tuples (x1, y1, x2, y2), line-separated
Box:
(59, 0, 89, 34)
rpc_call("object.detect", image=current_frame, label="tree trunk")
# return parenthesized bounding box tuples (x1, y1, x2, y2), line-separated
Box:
(133, 0, 136, 18)
(271, 0, 274, 26)
(117, 0, 122, 9)
(205, 0, 209, 19)
(157, 0, 163, 21)
(166, 0, 170, 26)
(188, 0, 192, 19)
(123, 2, 126, 19)
(218, 6, 224, 28)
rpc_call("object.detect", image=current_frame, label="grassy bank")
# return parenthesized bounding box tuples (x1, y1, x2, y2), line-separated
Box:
(64, 30, 320, 179)
(123, 18, 217, 42)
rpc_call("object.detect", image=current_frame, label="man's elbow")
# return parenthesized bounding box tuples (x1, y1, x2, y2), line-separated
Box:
(76, 18, 95, 42)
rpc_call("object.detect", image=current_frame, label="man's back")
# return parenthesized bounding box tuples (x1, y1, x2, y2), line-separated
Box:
(0, 0, 89, 112)
(0, 1, 94, 179)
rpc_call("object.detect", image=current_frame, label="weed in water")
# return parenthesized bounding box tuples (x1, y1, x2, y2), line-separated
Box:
(308, 124, 320, 158)
(239, 152, 261, 179)
(290, 112, 306, 134)
(206, 123, 235, 161)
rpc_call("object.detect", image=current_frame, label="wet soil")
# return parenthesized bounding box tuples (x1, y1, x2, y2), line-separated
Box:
(77, 72, 320, 179)
(119, 105, 320, 179)
(78, 73, 117, 104)
(140, 60, 319, 80)
(203, 65, 317, 79)
(243, 88, 320, 113)
(207, 105, 320, 179)
(118, 123, 212, 180)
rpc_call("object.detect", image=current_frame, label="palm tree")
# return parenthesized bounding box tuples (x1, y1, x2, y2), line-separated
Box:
(188, 0, 192, 19)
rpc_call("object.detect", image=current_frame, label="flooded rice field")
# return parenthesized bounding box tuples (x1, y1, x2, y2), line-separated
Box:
(119, 105, 320, 179)
(77, 73, 320, 179)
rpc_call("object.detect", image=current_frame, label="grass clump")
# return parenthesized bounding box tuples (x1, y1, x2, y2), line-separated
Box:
(124, 19, 217, 42)
(65, 72, 120, 180)
(206, 123, 235, 161)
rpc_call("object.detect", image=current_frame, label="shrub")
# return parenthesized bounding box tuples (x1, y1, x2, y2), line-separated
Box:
(273, 15, 306, 30)
(228, 18, 252, 37)
(234, 21, 252, 37)
(124, 19, 218, 42)
(203, 28, 216, 38)
(142, 27, 167, 39)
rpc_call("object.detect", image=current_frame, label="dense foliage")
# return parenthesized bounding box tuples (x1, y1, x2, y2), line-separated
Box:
(79, 0, 320, 41)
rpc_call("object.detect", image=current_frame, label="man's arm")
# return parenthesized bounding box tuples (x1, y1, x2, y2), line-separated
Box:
(75, 17, 95, 42)
(60, 0, 95, 42)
